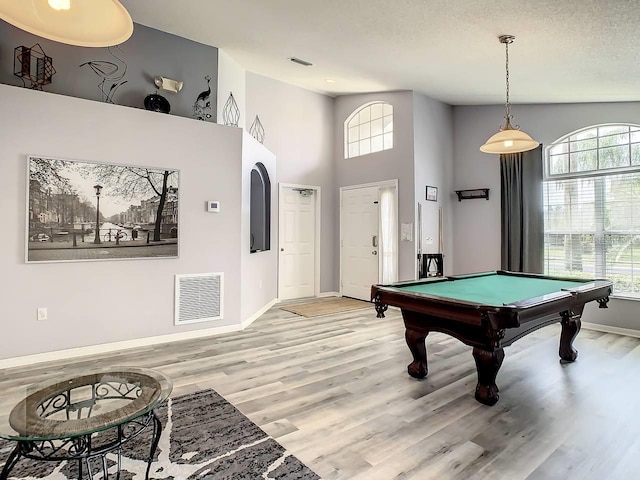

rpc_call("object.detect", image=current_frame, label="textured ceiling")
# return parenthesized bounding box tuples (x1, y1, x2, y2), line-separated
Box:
(121, 0, 640, 105)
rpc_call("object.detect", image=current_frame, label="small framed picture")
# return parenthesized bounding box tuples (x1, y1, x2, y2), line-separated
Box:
(426, 185, 438, 202)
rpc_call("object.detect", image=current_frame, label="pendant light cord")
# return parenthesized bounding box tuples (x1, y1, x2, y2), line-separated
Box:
(499, 35, 516, 130)
(505, 40, 511, 121)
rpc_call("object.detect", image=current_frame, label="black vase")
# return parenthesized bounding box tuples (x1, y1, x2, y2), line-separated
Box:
(144, 94, 170, 114)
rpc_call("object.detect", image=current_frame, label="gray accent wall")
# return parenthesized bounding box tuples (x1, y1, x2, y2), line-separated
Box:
(0, 21, 218, 121)
(334, 91, 454, 283)
(334, 91, 417, 282)
(452, 101, 640, 330)
(0, 84, 243, 360)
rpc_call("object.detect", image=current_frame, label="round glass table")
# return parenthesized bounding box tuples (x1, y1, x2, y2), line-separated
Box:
(0, 367, 172, 480)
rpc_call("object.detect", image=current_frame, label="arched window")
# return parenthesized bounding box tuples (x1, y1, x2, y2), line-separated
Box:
(544, 124, 640, 296)
(344, 102, 393, 159)
(250, 162, 271, 253)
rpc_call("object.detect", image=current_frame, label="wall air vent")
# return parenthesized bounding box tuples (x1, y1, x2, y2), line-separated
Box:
(289, 57, 313, 67)
(175, 272, 223, 325)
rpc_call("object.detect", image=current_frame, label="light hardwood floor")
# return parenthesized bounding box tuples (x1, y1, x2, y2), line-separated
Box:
(1, 300, 639, 479)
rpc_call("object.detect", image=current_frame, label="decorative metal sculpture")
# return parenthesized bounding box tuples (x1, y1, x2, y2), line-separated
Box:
(249, 115, 265, 144)
(79, 45, 128, 104)
(14, 43, 56, 90)
(193, 75, 212, 121)
(222, 92, 240, 127)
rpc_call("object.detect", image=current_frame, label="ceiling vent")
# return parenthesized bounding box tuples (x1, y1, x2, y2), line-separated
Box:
(289, 57, 313, 67)
(175, 273, 223, 325)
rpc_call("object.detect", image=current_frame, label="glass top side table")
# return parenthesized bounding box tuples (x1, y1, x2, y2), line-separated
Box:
(0, 366, 172, 480)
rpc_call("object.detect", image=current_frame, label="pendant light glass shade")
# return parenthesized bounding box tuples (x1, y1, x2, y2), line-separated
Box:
(480, 35, 539, 155)
(0, 0, 133, 47)
(480, 126, 539, 154)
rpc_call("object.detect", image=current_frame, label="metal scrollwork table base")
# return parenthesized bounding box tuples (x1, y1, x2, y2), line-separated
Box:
(0, 368, 172, 480)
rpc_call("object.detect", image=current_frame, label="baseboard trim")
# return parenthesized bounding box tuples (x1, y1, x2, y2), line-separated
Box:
(318, 291, 340, 298)
(0, 299, 280, 371)
(241, 298, 278, 329)
(582, 322, 640, 338)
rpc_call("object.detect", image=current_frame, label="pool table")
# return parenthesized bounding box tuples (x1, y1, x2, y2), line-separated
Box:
(371, 270, 612, 406)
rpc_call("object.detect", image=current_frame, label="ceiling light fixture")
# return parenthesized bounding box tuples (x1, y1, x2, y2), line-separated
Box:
(480, 35, 539, 155)
(0, 0, 133, 48)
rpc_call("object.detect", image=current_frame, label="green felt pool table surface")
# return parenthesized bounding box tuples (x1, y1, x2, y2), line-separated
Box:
(388, 272, 587, 307)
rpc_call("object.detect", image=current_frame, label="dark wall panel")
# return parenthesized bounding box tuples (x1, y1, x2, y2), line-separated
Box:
(0, 21, 218, 121)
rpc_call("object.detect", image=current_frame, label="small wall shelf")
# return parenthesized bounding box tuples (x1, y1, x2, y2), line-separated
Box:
(455, 189, 490, 202)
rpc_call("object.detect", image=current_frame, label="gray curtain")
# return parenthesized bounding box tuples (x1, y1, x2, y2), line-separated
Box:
(500, 145, 543, 273)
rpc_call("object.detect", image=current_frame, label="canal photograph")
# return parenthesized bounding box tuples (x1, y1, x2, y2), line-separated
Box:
(26, 155, 179, 263)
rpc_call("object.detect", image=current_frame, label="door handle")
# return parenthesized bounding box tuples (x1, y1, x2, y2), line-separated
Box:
(372, 235, 378, 247)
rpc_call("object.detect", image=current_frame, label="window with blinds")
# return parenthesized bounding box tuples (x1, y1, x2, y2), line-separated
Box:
(544, 124, 640, 297)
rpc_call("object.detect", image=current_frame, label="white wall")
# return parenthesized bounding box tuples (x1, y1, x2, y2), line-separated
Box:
(240, 132, 278, 319)
(217, 49, 247, 129)
(412, 92, 455, 275)
(452, 101, 640, 329)
(0, 84, 245, 360)
(245, 73, 336, 292)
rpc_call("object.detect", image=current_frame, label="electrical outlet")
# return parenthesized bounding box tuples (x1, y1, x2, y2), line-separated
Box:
(37, 307, 47, 321)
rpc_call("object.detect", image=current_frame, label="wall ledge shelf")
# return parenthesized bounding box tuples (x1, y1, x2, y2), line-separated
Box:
(455, 188, 490, 201)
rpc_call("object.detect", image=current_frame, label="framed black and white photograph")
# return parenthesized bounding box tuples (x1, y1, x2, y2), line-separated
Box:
(26, 155, 179, 263)
(426, 185, 438, 202)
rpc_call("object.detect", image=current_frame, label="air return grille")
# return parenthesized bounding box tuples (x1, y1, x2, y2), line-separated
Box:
(175, 273, 223, 325)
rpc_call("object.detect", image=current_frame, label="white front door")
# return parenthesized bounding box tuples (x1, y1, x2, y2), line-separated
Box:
(341, 186, 379, 300)
(279, 186, 316, 300)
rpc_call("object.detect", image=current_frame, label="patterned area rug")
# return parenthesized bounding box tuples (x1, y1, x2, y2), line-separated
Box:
(0, 389, 320, 479)
(280, 297, 371, 317)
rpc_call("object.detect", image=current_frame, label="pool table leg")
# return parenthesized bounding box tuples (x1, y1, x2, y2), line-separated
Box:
(405, 328, 428, 378)
(472, 347, 505, 406)
(559, 307, 583, 362)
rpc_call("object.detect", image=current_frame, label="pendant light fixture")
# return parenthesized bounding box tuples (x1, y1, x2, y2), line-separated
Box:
(0, 0, 133, 48)
(480, 35, 539, 154)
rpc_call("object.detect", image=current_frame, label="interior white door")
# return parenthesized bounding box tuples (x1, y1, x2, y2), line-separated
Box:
(279, 187, 316, 300)
(342, 186, 379, 300)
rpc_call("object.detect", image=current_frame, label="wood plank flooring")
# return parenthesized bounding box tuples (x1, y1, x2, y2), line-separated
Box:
(1, 300, 639, 479)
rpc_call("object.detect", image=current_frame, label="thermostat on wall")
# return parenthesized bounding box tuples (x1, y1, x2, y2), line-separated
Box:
(207, 201, 221, 212)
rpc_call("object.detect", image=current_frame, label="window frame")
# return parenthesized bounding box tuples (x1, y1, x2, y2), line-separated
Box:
(344, 101, 393, 159)
(545, 123, 640, 180)
(543, 123, 640, 299)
